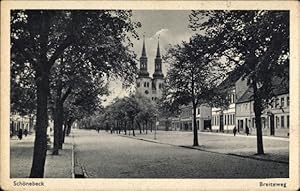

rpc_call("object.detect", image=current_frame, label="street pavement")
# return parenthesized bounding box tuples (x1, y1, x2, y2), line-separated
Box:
(73, 129, 288, 178)
(127, 130, 289, 163)
(10, 134, 73, 178)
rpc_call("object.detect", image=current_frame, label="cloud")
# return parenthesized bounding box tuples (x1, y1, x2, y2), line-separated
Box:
(150, 28, 169, 39)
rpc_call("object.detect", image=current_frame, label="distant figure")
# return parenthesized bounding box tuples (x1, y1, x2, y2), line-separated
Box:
(246, 126, 250, 136)
(24, 129, 28, 137)
(18, 129, 23, 140)
(233, 126, 237, 136)
(97, 127, 100, 133)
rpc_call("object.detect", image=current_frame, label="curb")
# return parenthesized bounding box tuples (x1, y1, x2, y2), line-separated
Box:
(227, 153, 289, 164)
(119, 134, 289, 165)
(118, 134, 173, 146)
(199, 132, 289, 141)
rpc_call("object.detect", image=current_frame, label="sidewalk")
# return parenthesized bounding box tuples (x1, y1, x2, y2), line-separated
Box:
(10, 134, 73, 178)
(118, 130, 289, 164)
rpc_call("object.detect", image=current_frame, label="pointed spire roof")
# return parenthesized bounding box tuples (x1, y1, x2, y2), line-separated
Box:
(141, 35, 147, 57)
(156, 35, 161, 58)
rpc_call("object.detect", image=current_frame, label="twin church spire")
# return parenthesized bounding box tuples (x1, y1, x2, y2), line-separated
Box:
(139, 35, 164, 79)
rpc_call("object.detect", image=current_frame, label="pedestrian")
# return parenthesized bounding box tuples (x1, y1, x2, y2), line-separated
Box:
(18, 128, 23, 140)
(233, 126, 237, 136)
(246, 125, 249, 136)
(97, 127, 100, 133)
(24, 129, 28, 137)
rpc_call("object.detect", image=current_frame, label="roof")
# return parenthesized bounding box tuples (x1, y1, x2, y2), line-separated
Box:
(236, 76, 289, 104)
(217, 65, 245, 90)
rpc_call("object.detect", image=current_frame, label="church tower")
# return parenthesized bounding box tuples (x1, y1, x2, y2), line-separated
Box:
(136, 35, 152, 99)
(139, 35, 149, 77)
(153, 37, 164, 79)
(152, 37, 165, 100)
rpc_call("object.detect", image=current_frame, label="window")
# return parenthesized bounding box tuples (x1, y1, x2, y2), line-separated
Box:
(287, 96, 290, 106)
(276, 116, 279, 128)
(224, 115, 227, 125)
(281, 97, 284, 108)
(287, 115, 289, 128)
(281, 116, 285, 128)
(233, 114, 235, 125)
(232, 94, 235, 103)
(275, 98, 279, 108)
(147, 82, 150, 87)
(197, 108, 200, 115)
(144, 82, 146, 87)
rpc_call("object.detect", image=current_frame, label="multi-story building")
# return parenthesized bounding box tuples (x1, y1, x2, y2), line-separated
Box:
(10, 113, 34, 136)
(172, 104, 212, 131)
(136, 37, 165, 101)
(211, 68, 248, 133)
(236, 77, 289, 136)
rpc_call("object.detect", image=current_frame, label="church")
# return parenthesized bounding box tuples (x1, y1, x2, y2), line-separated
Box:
(136, 37, 165, 101)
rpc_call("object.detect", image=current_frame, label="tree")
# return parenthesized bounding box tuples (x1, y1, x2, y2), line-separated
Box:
(164, 35, 227, 146)
(11, 10, 140, 177)
(135, 95, 158, 134)
(189, 10, 289, 154)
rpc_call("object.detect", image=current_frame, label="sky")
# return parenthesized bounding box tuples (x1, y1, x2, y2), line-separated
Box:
(102, 10, 197, 106)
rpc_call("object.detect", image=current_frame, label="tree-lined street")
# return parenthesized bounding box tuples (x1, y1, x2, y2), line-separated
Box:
(9, 9, 291, 181)
(73, 129, 288, 178)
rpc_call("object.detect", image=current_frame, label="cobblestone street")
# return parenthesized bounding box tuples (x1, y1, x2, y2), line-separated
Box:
(73, 129, 288, 178)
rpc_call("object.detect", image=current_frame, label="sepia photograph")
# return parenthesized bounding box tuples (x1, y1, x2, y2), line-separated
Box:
(1, 1, 299, 191)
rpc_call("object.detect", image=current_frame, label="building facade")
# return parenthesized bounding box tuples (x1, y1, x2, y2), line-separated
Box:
(211, 69, 248, 133)
(236, 78, 289, 137)
(136, 37, 165, 101)
(172, 104, 212, 131)
(10, 113, 33, 136)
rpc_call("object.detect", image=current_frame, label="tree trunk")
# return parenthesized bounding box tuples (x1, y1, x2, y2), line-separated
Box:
(146, 120, 148, 134)
(53, 82, 63, 155)
(29, 67, 50, 178)
(193, 103, 199, 146)
(132, 120, 135, 136)
(137, 122, 142, 134)
(124, 122, 127, 135)
(66, 119, 73, 136)
(62, 123, 67, 143)
(253, 78, 264, 155)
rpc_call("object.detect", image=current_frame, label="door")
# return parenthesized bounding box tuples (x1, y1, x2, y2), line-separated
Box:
(219, 115, 224, 132)
(270, 114, 275, 136)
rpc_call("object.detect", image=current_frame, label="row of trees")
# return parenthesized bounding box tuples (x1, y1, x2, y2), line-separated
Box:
(11, 10, 141, 177)
(79, 94, 159, 136)
(163, 10, 289, 154)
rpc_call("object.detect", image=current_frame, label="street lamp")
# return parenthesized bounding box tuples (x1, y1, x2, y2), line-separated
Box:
(154, 114, 158, 140)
